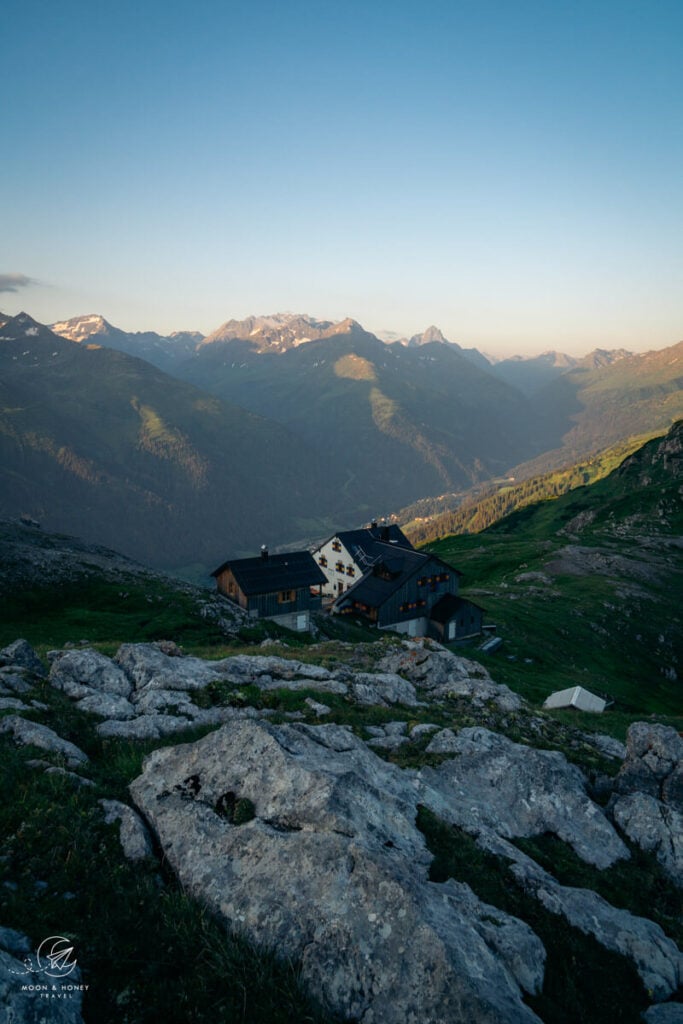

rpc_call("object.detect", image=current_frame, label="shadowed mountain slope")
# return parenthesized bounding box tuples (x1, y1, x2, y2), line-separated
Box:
(0, 313, 341, 572)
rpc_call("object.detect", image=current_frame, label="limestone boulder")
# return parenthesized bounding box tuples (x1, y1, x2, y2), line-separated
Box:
(114, 643, 233, 692)
(611, 792, 683, 887)
(0, 639, 45, 677)
(348, 671, 419, 707)
(420, 727, 628, 868)
(130, 719, 546, 1024)
(508, 849, 683, 1000)
(0, 716, 88, 768)
(0, 667, 35, 696)
(377, 640, 522, 710)
(99, 799, 154, 861)
(473, 829, 683, 1001)
(615, 723, 683, 808)
(50, 649, 132, 698)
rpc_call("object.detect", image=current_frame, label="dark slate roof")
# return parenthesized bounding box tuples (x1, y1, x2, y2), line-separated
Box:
(334, 524, 414, 566)
(211, 551, 326, 596)
(335, 545, 428, 607)
(429, 594, 485, 624)
(335, 545, 465, 613)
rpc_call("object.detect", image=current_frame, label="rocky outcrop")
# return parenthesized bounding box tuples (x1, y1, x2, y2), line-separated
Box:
(377, 639, 522, 710)
(420, 727, 629, 868)
(610, 723, 683, 886)
(50, 649, 132, 699)
(0, 716, 88, 768)
(612, 793, 683, 887)
(614, 723, 683, 807)
(465, 828, 683, 1000)
(130, 719, 545, 1024)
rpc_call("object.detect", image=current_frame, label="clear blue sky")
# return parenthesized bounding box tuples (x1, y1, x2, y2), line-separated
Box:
(2, 0, 682, 355)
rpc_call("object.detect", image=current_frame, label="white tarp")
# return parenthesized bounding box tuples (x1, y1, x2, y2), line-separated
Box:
(543, 686, 606, 713)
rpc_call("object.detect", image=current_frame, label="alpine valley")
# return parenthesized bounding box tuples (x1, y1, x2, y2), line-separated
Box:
(1, 309, 681, 576)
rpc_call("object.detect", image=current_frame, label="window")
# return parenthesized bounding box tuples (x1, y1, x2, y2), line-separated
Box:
(318, 555, 328, 567)
(335, 561, 344, 573)
(332, 540, 342, 552)
(399, 599, 426, 613)
(346, 565, 355, 577)
(278, 590, 294, 604)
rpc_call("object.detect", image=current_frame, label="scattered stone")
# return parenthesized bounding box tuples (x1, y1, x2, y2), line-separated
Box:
(75, 693, 137, 719)
(471, 828, 683, 1001)
(44, 766, 95, 788)
(579, 731, 627, 761)
(99, 799, 154, 861)
(0, 668, 33, 695)
(409, 723, 440, 740)
(420, 727, 628, 868)
(255, 675, 348, 695)
(131, 719, 546, 1024)
(0, 697, 30, 712)
(97, 715, 194, 740)
(0, 639, 45, 677)
(425, 728, 460, 754)
(0, 716, 88, 767)
(304, 698, 331, 716)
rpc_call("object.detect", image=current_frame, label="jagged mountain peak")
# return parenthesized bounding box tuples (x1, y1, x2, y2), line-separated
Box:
(51, 314, 116, 342)
(201, 312, 341, 352)
(407, 325, 451, 347)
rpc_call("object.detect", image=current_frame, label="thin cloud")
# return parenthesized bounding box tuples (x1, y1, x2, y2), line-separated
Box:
(0, 273, 38, 293)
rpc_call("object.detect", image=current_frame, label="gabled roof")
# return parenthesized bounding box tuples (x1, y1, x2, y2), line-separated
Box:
(429, 593, 485, 624)
(335, 545, 457, 610)
(337, 523, 413, 552)
(211, 551, 326, 596)
(321, 524, 414, 567)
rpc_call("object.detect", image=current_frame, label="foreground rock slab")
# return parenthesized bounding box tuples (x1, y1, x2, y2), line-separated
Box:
(420, 727, 628, 869)
(0, 716, 88, 768)
(131, 719, 545, 1024)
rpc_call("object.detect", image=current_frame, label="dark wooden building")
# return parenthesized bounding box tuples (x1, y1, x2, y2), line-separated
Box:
(429, 593, 485, 642)
(211, 547, 326, 632)
(332, 542, 484, 639)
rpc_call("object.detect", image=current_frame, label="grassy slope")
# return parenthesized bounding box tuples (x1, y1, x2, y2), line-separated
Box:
(424, 424, 683, 730)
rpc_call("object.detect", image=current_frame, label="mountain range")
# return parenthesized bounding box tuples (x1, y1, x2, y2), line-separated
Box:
(1, 309, 681, 574)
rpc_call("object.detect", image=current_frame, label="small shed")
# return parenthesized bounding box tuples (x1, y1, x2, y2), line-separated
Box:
(429, 594, 485, 642)
(211, 547, 326, 632)
(543, 686, 607, 714)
